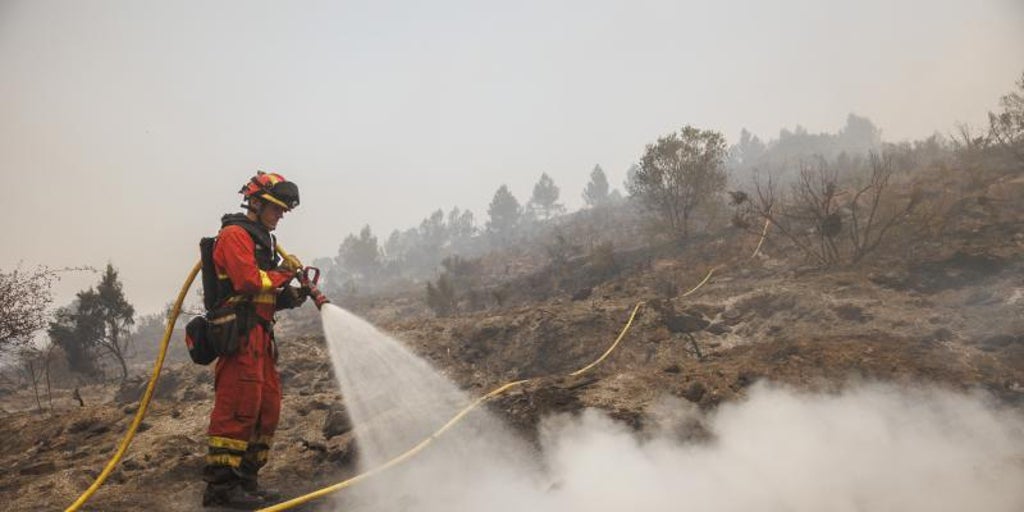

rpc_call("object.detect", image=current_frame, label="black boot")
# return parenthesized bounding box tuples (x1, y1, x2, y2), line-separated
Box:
(202, 465, 267, 510)
(202, 480, 268, 510)
(239, 476, 283, 502)
(238, 463, 282, 502)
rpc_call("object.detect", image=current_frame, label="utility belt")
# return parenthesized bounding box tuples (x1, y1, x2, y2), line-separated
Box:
(185, 298, 275, 365)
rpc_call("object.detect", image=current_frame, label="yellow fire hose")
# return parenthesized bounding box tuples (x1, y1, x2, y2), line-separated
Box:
(66, 244, 300, 510)
(259, 262, 722, 511)
(751, 217, 772, 259)
(67, 236, 734, 511)
(258, 301, 646, 512)
(65, 261, 201, 512)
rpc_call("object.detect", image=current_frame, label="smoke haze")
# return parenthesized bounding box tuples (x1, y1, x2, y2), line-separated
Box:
(321, 305, 1024, 512)
(351, 384, 1024, 512)
(1, 0, 1022, 314)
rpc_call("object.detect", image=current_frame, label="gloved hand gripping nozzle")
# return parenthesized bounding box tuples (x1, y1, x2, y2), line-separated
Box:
(276, 244, 330, 310)
(297, 266, 330, 309)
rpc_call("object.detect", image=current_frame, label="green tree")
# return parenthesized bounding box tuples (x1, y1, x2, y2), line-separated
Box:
(447, 207, 476, 246)
(582, 165, 610, 207)
(528, 172, 564, 220)
(988, 71, 1024, 168)
(337, 225, 382, 279)
(419, 209, 447, 259)
(838, 113, 882, 154)
(425, 274, 457, 317)
(728, 128, 766, 170)
(79, 264, 135, 383)
(486, 185, 521, 245)
(49, 300, 102, 378)
(627, 125, 728, 239)
(448, 207, 476, 254)
(48, 264, 133, 381)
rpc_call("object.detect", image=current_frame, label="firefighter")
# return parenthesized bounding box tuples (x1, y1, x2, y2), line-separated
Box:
(202, 171, 307, 509)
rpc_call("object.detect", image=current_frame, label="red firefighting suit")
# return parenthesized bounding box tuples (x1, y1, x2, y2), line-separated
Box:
(205, 215, 298, 482)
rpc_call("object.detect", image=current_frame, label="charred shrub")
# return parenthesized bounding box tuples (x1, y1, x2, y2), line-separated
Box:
(425, 274, 457, 317)
(587, 241, 620, 281)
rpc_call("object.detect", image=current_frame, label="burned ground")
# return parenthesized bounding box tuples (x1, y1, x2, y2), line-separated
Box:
(1, 174, 1022, 511)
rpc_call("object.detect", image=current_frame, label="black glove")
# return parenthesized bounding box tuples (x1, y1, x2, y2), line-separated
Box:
(275, 285, 309, 310)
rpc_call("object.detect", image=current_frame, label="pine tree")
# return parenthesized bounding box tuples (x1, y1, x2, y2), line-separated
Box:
(528, 173, 564, 220)
(337, 225, 382, 279)
(50, 264, 135, 382)
(486, 185, 521, 245)
(582, 165, 610, 207)
(80, 264, 135, 383)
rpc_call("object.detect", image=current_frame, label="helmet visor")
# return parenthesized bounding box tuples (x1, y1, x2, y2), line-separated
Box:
(266, 181, 300, 210)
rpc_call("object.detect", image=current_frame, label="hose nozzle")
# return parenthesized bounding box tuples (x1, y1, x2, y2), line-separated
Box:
(298, 266, 330, 310)
(275, 244, 330, 309)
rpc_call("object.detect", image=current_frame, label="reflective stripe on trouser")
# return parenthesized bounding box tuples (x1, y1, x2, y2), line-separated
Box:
(207, 436, 247, 467)
(239, 434, 274, 479)
(206, 323, 281, 471)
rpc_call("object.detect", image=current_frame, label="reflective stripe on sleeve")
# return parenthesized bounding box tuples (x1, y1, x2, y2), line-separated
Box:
(258, 270, 273, 292)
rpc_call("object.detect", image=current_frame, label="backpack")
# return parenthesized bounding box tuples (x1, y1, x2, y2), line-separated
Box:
(183, 237, 246, 365)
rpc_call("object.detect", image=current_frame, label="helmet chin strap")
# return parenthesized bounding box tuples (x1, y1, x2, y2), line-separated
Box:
(244, 200, 278, 230)
(242, 198, 265, 217)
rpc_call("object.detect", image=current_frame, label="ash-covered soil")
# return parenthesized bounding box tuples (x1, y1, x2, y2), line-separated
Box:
(2, 214, 1022, 511)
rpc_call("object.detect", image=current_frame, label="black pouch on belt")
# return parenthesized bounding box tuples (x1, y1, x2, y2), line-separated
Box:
(185, 316, 217, 365)
(206, 305, 242, 357)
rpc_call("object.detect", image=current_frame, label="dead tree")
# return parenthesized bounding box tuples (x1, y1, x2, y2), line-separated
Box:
(750, 161, 843, 266)
(17, 346, 46, 413)
(745, 153, 919, 267)
(847, 153, 921, 263)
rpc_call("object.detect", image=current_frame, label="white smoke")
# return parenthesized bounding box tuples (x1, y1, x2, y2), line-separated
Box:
(321, 306, 1024, 512)
(535, 384, 1024, 512)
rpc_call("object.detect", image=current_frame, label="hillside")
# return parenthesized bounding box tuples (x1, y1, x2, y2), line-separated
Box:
(1, 172, 1022, 511)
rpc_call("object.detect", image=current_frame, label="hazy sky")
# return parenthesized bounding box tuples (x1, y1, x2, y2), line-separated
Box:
(2, 0, 1022, 315)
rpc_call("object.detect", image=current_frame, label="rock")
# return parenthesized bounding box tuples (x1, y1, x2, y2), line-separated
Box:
(69, 418, 100, 434)
(86, 423, 109, 436)
(721, 308, 744, 325)
(965, 290, 994, 305)
(682, 382, 706, 403)
(707, 323, 731, 335)
(182, 388, 208, 401)
(664, 311, 709, 334)
(327, 437, 357, 465)
(116, 372, 180, 404)
(300, 439, 327, 453)
(278, 367, 298, 386)
(19, 461, 56, 476)
(980, 334, 1021, 351)
(832, 304, 870, 323)
(924, 328, 954, 343)
(322, 407, 352, 439)
(571, 288, 592, 301)
(733, 371, 758, 390)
